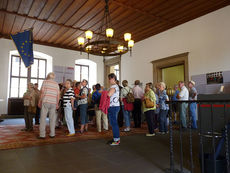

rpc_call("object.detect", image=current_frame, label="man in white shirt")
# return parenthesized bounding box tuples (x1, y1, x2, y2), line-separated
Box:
(177, 81, 189, 128)
(132, 80, 144, 128)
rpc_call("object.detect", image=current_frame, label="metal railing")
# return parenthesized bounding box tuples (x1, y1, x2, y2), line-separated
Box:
(165, 100, 230, 173)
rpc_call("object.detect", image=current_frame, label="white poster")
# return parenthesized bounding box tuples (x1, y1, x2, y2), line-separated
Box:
(53, 66, 75, 83)
(64, 67, 75, 81)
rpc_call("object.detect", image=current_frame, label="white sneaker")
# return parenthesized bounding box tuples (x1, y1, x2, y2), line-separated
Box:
(123, 128, 130, 132)
(146, 133, 155, 137)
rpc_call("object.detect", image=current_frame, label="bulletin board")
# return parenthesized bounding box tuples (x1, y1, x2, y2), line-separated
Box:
(53, 66, 74, 83)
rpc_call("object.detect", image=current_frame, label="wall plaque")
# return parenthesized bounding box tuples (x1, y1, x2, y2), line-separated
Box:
(206, 71, 223, 84)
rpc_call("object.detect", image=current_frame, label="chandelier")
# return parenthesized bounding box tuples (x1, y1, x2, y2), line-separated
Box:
(77, 0, 134, 57)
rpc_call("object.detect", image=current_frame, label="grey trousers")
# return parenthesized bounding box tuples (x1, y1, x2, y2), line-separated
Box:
(180, 102, 188, 128)
(24, 106, 33, 130)
(39, 103, 57, 137)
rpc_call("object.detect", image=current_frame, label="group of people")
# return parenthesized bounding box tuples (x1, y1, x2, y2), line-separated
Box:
(173, 80, 198, 129)
(22, 71, 198, 146)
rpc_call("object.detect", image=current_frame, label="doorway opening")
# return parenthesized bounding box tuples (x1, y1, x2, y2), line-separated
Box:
(152, 52, 189, 88)
(110, 64, 120, 80)
(104, 56, 121, 88)
(162, 64, 185, 88)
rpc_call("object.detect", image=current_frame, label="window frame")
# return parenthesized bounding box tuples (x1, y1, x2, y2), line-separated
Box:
(75, 64, 90, 83)
(30, 58, 47, 84)
(9, 55, 47, 98)
(114, 69, 119, 80)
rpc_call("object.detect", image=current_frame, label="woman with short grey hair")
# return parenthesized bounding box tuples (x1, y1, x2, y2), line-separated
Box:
(158, 82, 169, 134)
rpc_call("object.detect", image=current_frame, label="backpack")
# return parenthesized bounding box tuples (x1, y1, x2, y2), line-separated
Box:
(79, 86, 89, 97)
(124, 88, 135, 103)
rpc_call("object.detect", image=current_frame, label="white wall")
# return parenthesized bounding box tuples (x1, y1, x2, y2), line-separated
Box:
(0, 39, 104, 114)
(121, 6, 230, 86)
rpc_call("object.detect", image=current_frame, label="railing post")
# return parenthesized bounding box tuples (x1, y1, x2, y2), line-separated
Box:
(210, 104, 216, 173)
(189, 101, 194, 173)
(169, 101, 174, 172)
(165, 101, 181, 173)
(199, 102, 205, 173)
(179, 103, 184, 172)
(224, 104, 230, 172)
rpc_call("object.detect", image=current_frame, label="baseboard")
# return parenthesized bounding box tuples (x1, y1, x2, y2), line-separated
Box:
(0, 114, 25, 119)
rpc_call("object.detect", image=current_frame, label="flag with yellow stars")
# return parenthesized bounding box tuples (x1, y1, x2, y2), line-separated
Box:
(10, 29, 34, 68)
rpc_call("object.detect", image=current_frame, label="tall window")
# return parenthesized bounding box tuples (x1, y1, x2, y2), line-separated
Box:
(114, 64, 119, 80)
(75, 59, 97, 90)
(9, 55, 47, 98)
(75, 64, 89, 83)
(30, 58, 47, 89)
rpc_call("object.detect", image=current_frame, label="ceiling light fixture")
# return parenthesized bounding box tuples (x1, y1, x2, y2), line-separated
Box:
(77, 0, 134, 57)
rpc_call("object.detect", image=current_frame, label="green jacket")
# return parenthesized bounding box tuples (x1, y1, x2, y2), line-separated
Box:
(143, 89, 156, 112)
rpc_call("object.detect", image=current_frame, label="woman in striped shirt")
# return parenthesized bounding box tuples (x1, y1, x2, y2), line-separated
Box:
(63, 79, 76, 136)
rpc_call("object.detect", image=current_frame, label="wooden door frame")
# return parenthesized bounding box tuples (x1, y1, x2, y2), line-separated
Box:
(104, 56, 121, 89)
(151, 52, 189, 86)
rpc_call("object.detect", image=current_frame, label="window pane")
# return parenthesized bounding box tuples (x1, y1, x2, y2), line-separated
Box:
(19, 78, 27, 98)
(31, 79, 38, 85)
(75, 65, 81, 81)
(31, 59, 38, 78)
(10, 78, 19, 97)
(20, 61, 28, 77)
(12, 56, 20, 76)
(82, 66, 89, 81)
(38, 80, 44, 90)
(115, 70, 119, 80)
(114, 65, 119, 70)
(39, 60, 46, 78)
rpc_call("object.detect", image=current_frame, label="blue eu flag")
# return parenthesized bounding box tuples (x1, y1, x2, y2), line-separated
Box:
(10, 29, 34, 68)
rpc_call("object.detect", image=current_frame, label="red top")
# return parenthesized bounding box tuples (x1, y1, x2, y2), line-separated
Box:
(99, 91, 110, 114)
(74, 88, 80, 95)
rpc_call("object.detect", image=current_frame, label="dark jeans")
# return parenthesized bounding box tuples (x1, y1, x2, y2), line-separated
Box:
(35, 106, 40, 124)
(133, 99, 142, 127)
(153, 113, 158, 129)
(24, 106, 33, 130)
(108, 106, 120, 141)
(73, 106, 80, 129)
(145, 110, 155, 134)
(172, 103, 178, 113)
(80, 104, 88, 125)
(159, 109, 168, 132)
(117, 104, 123, 127)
